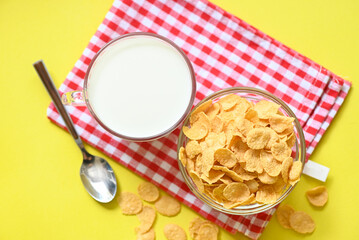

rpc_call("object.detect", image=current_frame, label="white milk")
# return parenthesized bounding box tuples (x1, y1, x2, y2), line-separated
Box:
(87, 35, 193, 139)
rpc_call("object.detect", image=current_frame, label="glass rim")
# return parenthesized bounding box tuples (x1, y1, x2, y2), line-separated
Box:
(82, 32, 197, 141)
(177, 86, 306, 215)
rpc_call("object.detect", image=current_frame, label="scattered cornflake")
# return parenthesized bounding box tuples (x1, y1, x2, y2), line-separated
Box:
(276, 204, 317, 234)
(155, 195, 181, 217)
(135, 206, 156, 234)
(306, 186, 328, 207)
(276, 204, 295, 229)
(189, 217, 218, 240)
(136, 228, 155, 240)
(189, 217, 205, 239)
(118, 192, 143, 215)
(197, 222, 219, 240)
(164, 224, 187, 240)
(138, 182, 160, 203)
(289, 211, 316, 234)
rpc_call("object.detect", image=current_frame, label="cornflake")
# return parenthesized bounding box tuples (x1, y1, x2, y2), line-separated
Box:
(163, 224, 187, 240)
(135, 206, 156, 234)
(276, 204, 316, 234)
(138, 182, 160, 203)
(118, 192, 143, 215)
(136, 228, 155, 240)
(180, 95, 302, 209)
(189, 217, 218, 240)
(289, 211, 316, 234)
(155, 195, 181, 217)
(306, 186, 328, 207)
(276, 204, 295, 229)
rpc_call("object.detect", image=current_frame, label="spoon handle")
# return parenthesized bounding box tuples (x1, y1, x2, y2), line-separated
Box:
(33, 60, 83, 147)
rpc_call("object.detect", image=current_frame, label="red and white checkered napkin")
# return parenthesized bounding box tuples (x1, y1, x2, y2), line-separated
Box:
(47, 0, 351, 239)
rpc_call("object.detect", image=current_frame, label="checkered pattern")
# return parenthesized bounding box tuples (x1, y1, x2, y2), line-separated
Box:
(46, 0, 351, 239)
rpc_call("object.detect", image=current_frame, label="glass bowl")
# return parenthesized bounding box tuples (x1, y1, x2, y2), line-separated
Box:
(177, 87, 306, 215)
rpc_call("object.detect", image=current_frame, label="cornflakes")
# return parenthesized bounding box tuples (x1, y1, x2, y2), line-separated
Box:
(180, 93, 302, 208)
(189, 217, 219, 240)
(197, 222, 219, 240)
(189, 217, 205, 239)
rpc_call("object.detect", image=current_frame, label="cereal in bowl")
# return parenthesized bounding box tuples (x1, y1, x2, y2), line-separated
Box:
(179, 94, 303, 208)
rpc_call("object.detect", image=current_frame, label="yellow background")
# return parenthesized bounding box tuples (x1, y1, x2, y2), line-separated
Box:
(1, 0, 358, 239)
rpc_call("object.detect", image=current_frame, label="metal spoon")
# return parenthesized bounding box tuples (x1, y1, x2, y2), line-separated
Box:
(33, 60, 117, 203)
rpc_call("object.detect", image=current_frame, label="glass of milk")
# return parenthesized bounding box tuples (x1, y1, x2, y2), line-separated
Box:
(62, 32, 196, 141)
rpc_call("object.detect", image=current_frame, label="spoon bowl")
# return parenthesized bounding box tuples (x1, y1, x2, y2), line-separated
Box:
(80, 153, 117, 203)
